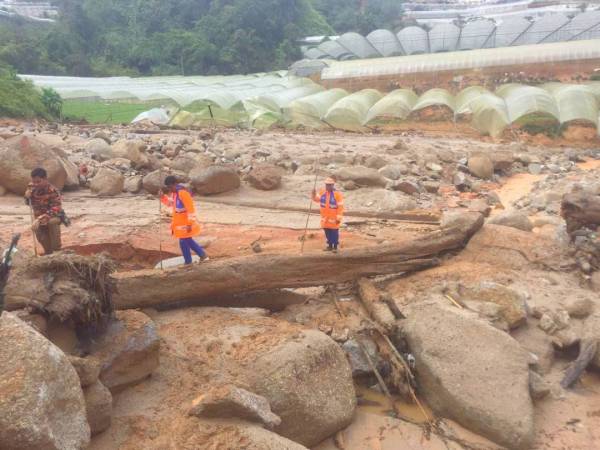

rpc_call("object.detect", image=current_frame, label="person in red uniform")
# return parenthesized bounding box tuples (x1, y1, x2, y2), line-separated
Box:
(161, 176, 209, 264)
(312, 177, 344, 253)
(25, 168, 63, 255)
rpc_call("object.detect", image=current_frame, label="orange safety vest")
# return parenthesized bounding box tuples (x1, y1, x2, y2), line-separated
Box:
(313, 189, 344, 229)
(161, 186, 201, 239)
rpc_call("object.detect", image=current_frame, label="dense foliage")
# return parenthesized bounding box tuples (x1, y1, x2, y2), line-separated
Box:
(312, 0, 404, 35)
(0, 63, 58, 118)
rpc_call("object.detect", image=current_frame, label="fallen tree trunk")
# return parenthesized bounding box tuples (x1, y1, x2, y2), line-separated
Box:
(112, 212, 484, 310)
(561, 191, 600, 234)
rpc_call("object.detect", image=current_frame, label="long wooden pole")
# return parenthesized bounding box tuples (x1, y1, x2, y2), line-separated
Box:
(28, 204, 39, 257)
(158, 166, 164, 270)
(300, 156, 320, 253)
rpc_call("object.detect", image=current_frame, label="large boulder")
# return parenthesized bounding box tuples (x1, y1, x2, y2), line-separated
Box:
(84, 381, 112, 435)
(335, 166, 387, 187)
(89, 310, 160, 392)
(85, 138, 114, 161)
(111, 139, 150, 169)
(489, 211, 533, 232)
(190, 165, 241, 195)
(246, 165, 283, 191)
(124, 175, 143, 194)
(0, 313, 91, 449)
(142, 170, 188, 195)
(243, 329, 356, 446)
(468, 154, 494, 180)
(168, 155, 199, 173)
(401, 301, 534, 449)
(52, 146, 80, 190)
(90, 168, 125, 196)
(378, 164, 407, 181)
(0, 135, 69, 194)
(459, 282, 528, 329)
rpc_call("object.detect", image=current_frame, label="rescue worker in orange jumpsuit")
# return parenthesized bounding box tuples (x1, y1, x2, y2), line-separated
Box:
(161, 176, 209, 264)
(312, 177, 344, 253)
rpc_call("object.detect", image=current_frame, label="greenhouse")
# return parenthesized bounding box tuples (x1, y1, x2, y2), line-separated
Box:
(301, 10, 600, 61)
(24, 73, 600, 136)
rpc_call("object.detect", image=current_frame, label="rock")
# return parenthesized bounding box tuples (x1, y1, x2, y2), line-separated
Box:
(0, 135, 69, 194)
(111, 139, 150, 169)
(190, 165, 241, 195)
(142, 170, 168, 195)
(491, 151, 514, 172)
(563, 296, 595, 319)
(401, 301, 534, 449)
(168, 155, 198, 173)
(102, 157, 131, 171)
(512, 325, 555, 374)
(342, 180, 358, 190)
(461, 282, 527, 329)
(470, 199, 492, 217)
(124, 175, 143, 193)
(489, 211, 533, 232)
(0, 185, 5, 196)
(426, 161, 443, 172)
(364, 155, 388, 170)
(155, 417, 309, 450)
(86, 138, 114, 161)
(468, 153, 494, 180)
(0, 313, 91, 449)
(582, 313, 600, 369)
(422, 181, 440, 193)
(52, 146, 80, 190)
(529, 163, 542, 175)
(84, 381, 112, 435)
(90, 168, 125, 196)
(335, 166, 387, 187)
(453, 171, 470, 191)
(69, 355, 101, 387)
(247, 165, 283, 191)
(92, 131, 111, 144)
(314, 410, 450, 450)
(188, 384, 281, 428)
(390, 180, 419, 195)
(342, 337, 380, 377)
(244, 329, 356, 447)
(378, 164, 406, 180)
(89, 310, 160, 392)
(528, 371, 551, 400)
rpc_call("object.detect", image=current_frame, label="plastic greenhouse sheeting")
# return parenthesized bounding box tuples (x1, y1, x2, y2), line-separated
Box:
(131, 108, 170, 125)
(337, 32, 380, 59)
(493, 17, 532, 47)
(324, 89, 383, 131)
(366, 29, 404, 57)
(545, 10, 600, 43)
(318, 40, 355, 60)
(364, 89, 418, 125)
(412, 89, 456, 112)
(468, 94, 510, 138)
(397, 26, 429, 55)
(429, 23, 461, 53)
(455, 86, 493, 115)
(459, 20, 496, 51)
(283, 88, 349, 129)
(514, 14, 570, 46)
(542, 83, 599, 125)
(497, 84, 560, 125)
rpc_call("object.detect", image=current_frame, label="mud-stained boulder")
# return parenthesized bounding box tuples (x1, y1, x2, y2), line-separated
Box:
(90, 167, 125, 196)
(401, 301, 534, 449)
(84, 380, 113, 435)
(188, 384, 281, 428)
(378, 164, 407, 180)
(459, 282, 528, 329)
(111, 139, 150, 169)
(335, 165, 387, 187)
(489, 211, 533, 232)
(148, 418, 309, 450)
(244, 329, 356, 447)
(0, 135, 69, 194)
(468, 153, 494, 180)
(86, 138, 114, 161)
(247, 165, 283, 191)
(89, 310, 160, 392)
(0, 313, 91, 450)
(582, 313, 600, 369)
(142, 169, 167, 195)
(168, 155, 199, 173)
(52, 146, 80, 190)
(190, 165, 241, 195)
(124, 175, 143, 193)
(69, 355, 101, 387)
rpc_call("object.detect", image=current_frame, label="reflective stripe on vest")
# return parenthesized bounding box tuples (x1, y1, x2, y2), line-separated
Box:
(173, 186, 187, 213)
(320, 191, 338, 209)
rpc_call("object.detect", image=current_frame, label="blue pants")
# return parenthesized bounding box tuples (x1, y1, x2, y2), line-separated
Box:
(179, 238, 206, 264)
(324, 228, 339, 248)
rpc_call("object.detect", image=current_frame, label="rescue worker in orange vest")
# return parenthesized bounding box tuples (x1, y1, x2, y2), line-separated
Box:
(312, 177, 344, 253)
(160, 176, 209, 264)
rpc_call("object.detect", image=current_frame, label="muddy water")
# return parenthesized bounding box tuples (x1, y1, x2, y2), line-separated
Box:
(356, 385, 431, 424)
(494, 173, 544, 212)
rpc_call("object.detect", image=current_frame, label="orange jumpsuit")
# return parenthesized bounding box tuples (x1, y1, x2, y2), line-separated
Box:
(313, 189, 344, 229)
(161, 186, 201, 238)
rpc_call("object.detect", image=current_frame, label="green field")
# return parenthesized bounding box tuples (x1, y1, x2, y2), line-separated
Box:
(62, 100, 167, 124)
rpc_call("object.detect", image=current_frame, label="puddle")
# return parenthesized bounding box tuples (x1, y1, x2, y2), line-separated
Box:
(355, 385, 432, 424)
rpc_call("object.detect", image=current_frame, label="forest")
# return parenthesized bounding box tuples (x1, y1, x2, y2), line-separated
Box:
(0, 0, 403, 77)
